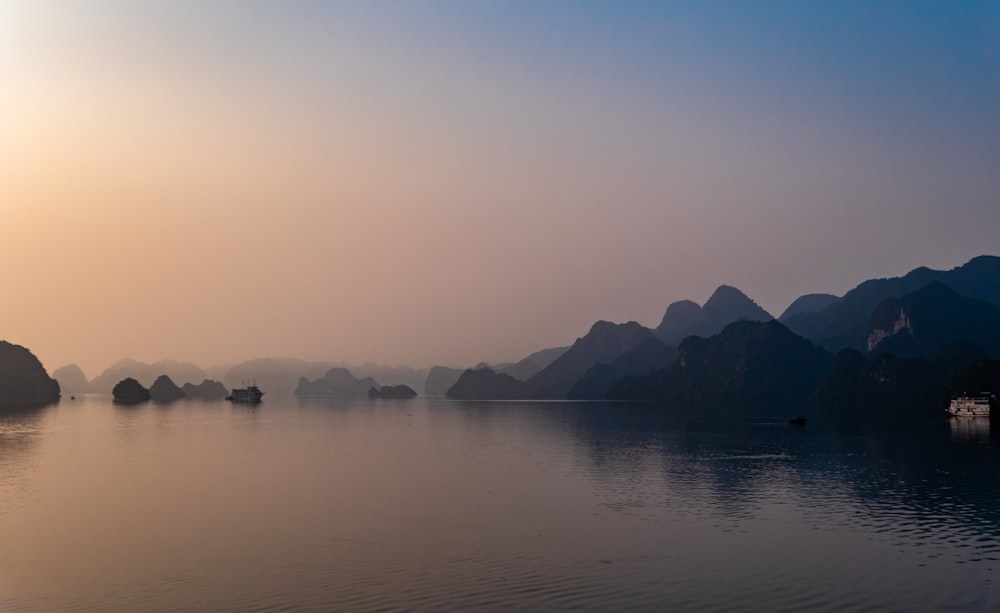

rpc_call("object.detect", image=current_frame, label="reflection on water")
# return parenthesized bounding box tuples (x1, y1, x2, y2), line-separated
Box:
(949, 415, 992, 443)
(1, 396, 998, 611)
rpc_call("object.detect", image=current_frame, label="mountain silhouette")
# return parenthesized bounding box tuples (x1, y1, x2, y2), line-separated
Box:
(446, 367, 525, 400)
(784, 255, 1000, 352)
(53, 363, 91, 394)
(866, 282, 1000, 358)
(778, 293, 839, 322)
(497, 345, 569, 380)
(424, 366, 466, 395)
(447, 321, 654, 400)
(609, 320, 833, 413)
(567, 337, 678, 400)
(0, 341, 61, 407)
(426, 345, 568, 395)
(112, 377, 150, 404)
(149, 375, 185, 403)
(656, 285, 772, 345)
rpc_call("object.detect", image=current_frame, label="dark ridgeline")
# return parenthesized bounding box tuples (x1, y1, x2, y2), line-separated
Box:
(440, 254, 1000, 426)
(447, 321, 656, 400)
(0, 341, 61, 408)
(446, 368, 525, 400)
(778, 293, 840, 322)
(608, 320, 834, 413)
(865, 282, 1000, 358)
(112, 377, 151, 404)
(783, 255, 1000, 353)
(423, 345, 568, 395)
(32, 254, 1000, 426)
(495, 345, 570, 381)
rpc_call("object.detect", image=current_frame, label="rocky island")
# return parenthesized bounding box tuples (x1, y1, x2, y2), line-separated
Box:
(149, 375, 185, 403)
(112, 378, 151, 404)
(369, 384, 417, 399)
(0, 341, 61, 407)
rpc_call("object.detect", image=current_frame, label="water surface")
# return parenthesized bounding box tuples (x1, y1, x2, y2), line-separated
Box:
(1, 396, 998, 611)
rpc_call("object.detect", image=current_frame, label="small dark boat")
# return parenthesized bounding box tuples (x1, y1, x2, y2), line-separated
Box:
(788, 416, 806, 426)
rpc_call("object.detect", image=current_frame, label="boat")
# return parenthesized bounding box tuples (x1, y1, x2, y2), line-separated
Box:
(226, 381, 264, 404)
(947, 393, 992, 417)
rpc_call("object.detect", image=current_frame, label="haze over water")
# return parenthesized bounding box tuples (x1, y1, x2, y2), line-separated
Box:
(3, 2, 999, 374)
(2, 396, 998, 611)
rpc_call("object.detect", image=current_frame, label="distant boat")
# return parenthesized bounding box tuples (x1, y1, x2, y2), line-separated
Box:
(226, 382, 264, 404)
(947, 393, 992, 417)
(788, 416, 807, 426)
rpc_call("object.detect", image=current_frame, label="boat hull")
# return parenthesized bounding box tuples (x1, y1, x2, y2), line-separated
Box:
(226, 386, 264, 404)
(947, 396, 991, 417)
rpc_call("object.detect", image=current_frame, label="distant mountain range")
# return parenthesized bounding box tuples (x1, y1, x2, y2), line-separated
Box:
(448, 321, 656, 400)
(56, 357, 428, 396)
(35, 253, 1000, 423)
(424, 346, 569, 395)
(608, 320, 834, 411)
(784, 255, 1000, 352)
(443, 255, 1000, 421)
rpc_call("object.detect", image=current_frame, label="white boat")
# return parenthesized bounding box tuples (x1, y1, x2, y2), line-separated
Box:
(947, 393, 992, 417)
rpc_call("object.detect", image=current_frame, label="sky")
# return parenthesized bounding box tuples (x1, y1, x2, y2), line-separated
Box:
(2, 1, 998, 377)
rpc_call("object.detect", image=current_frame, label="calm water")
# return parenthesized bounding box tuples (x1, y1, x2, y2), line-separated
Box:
(2, 395, 999, 611)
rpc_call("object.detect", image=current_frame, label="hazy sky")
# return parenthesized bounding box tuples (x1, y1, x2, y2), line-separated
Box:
(2, 1, 998, 376)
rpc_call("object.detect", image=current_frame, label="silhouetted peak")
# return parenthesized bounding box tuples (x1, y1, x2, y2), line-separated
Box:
(587, 320, 618, 334)
(703, 285, 772, 320)
(663, 299, 701, 317)
(779, 293, 839, 321)
(954, 255, 1000, 272)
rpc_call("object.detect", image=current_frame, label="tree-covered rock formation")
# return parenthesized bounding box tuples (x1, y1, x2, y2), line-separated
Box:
(370, 384, 417, 399)
(447, 367, 525, 400)
(112, 377, 150, 404)
(149, 375, 185, 403)
(950, 359, 1000, 399)
(181, 379, 229, 400)
(866, 282, 1000, 358)
(0, 341, 61, 407)
(778, 293, 839, 322)
(567, 337, 678, 400)
(608, 320, 833, 414)
(784, 255, 1000, 353)
(294, 367, 379, 397)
